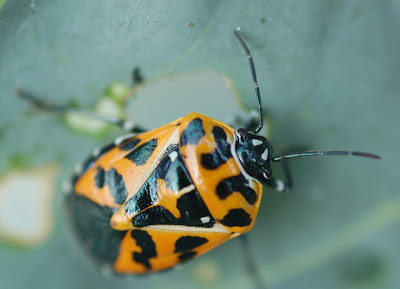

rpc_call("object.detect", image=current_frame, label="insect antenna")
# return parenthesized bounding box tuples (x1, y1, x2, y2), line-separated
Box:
(272, 150, 381, 162)
(234, 30, 263, 134)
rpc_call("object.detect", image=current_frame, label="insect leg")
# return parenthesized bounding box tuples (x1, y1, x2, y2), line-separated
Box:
(264, 159, 293, 192)
(239, 234, 267, 289)
(228, 109, 261, 132)
(243, 110, 262, 132)
(16, 89, 147, 133)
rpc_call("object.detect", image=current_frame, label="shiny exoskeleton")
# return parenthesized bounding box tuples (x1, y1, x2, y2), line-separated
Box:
(66, 112, 267, 273)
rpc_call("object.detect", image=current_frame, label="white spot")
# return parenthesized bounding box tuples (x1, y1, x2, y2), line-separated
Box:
(252, 139, 263, 146)
(123, 120, 135, 131)
(74, 162, 83, 174)
(250, 110, 258, 118)
(275, 180, 285, 192)
(178, 184, 195, 195)
(200, 216, 211, 224)
(114, 133, 136, 145)
(261, 148, 269, 161)
(92, 146, 101, 157)
(99, 264, 113, 277)
(62, 180, 72, 194)
(236, 26, 241, 31)
(169, 151, 178, 162)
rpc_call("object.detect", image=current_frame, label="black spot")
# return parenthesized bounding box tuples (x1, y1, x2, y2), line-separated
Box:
(105, 168, 128, 205)
(218, 209, 252, 227)
(132, 206, 176, 227)
(97, 142, 115, 156)
(174, 236, 208, 253)
(201, 154, 220, 170)
(124, 150, 190, 215)
(163, 156, 192, 192)
(201, 126, 232, 170)
(95, 166, 105, 188)
(160, 144, 179, 162)
(74, 142, 116, 180)
(178, 251, 197, 262)
(64, 193, 126, 267)
(120, 138, 141, 151)
(132, 67, 144, 84)
(176, 190, 214, 227)
(131, 230, 156, 269)
(129, 152, 215, 228)
(125, 172, 159, 215)
(126, 139, 158, 166)
(131, 191, 215, 228)
(124, 149, 188, 215)
(216, 174, 257, 205)
(180, 118, 205, 146)
(71, 174, 79, 186)
(81, 155, 96, 174)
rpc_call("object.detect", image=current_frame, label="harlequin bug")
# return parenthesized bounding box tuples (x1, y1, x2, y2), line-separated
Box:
(17, 30, 380, 286)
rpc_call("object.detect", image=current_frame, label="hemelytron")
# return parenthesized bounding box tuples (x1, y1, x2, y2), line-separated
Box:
(17, 30, 380, 287)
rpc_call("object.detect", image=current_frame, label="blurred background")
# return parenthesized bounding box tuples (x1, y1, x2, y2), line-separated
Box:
(0, 0, 399, 288)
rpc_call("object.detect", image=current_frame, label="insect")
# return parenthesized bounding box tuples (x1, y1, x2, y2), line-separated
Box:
(18, 31, 380, 283)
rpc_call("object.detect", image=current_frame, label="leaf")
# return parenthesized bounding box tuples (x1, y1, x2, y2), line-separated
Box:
(0, 0, 399, 289)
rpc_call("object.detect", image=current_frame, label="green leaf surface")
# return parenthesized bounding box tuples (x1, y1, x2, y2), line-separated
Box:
(0, 1, 399, 289)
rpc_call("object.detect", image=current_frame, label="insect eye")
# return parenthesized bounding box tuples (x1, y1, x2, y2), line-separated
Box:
(236, 129, 246, 143)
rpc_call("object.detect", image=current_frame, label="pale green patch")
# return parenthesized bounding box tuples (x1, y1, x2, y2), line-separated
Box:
(0, 165, 58, 247)
(104, 82, 132, 104)
(193, 259, 220, 285)
(64, 87, 127, 135)
(0, 0, 7, 10)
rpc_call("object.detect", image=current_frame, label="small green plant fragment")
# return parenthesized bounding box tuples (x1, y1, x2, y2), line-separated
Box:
(65, 82, 133, 136)
(104, 82, 132, 104)
(0, 0, 7, 10)
(8, 153, 30, 169)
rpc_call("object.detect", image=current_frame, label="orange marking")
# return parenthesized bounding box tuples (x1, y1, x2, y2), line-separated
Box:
(155, 178, 181, 219)
(73, 119, 181, 211)
(110, 121, 182, 230)
(114, 230, 147, 274)
(180, 113, 263, 233)
(122, 121, 181, 203)
(114, 228, 236, 274)
(74, 163, 120, 208)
